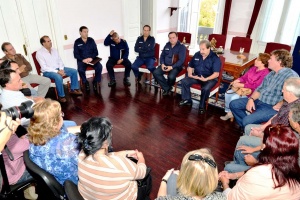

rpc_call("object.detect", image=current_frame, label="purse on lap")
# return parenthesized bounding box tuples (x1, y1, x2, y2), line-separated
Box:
(226, 84, 252, 97)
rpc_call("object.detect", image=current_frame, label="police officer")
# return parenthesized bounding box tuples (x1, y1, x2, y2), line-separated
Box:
(104, 30, 132, 87)
(131, 25, 156, 82)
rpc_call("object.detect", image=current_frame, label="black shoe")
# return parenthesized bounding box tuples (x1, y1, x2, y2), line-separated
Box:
(93, 82, 99, 90)
(108, 80, 116, 87)
(123, 78, 131, 86)
(199, 108, 205, 114)
(179, 99, 192, 106)
(85, 82, 90, 91)
(162, 90, 170, 96)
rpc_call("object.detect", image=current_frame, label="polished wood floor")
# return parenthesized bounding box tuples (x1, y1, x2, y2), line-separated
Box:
(53, 73, 242, 199)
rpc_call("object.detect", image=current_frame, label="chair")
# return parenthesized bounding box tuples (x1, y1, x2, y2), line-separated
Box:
(230, 36, 252, 53)
(32, 51, 70, 99)
(64, 180, 84, 200)
(0, 153, 35, 199)
(190, 56, 225, 110)
(138, 43, 160, 84)
(177, 32, 192, 48)
(23, 150, 66, 200)
(264, 42, 291, 54)
(208, 34, 227, 49)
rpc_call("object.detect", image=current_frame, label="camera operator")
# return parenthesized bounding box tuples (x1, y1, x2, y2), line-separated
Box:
(0, 111, 20, 151)
(0, 69, 42, 126)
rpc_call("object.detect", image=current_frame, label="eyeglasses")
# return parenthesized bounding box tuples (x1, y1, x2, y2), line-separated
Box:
(188, 154, 217, 168)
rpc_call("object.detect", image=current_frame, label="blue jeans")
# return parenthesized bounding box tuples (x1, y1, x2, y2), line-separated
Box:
(244, 124, 262, 136)
(229, 98, 277, 129)
(43, 67, 79, 97)
(153, 65, 183, 92)
(131, 57, 155, 77)
(77, 61, 102, 84)
(17, 169, 32, 183)
(224, 135, 261, 173)
(224, 90, 246, 112)
(181, 77, 217, 109)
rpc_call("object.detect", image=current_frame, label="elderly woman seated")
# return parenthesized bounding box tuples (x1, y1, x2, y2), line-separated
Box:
(28, 99, 79, 185)
(77, 117, 150, 200)
(156, 148, 225, 200)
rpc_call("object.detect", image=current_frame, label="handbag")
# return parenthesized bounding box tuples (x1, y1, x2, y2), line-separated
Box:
(226, 84, 252, 97)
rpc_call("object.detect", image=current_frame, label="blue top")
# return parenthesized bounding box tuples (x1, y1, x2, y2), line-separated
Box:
(104, 34, 129, 60)
(189, 50, 221, 78)
(256, 67, 299, 105)
(73, 37, 99, 62)
(160, 41, 186, 68)
(134, 35, 155, 58)
(29, 124, 79, 185)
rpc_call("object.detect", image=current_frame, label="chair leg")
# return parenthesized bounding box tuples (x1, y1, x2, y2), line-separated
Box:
(173, 83, 177, 96)
(149, 74, 152, 85)
(67, 81, 70, 92)
(54, 87, 58, 100)
(215, 91, 219, 103)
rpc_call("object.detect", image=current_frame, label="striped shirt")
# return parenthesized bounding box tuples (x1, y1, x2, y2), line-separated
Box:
(256, 68, 298, 105)
(78, 151, 147, 200)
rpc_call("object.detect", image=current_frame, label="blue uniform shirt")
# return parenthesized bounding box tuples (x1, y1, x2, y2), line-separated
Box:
(160, 41, 186, 68)
(134, 35, 155, 58)
(104, 34, 129, 60)
(189, 50, 221, 79)
(73, 37, 99, 62)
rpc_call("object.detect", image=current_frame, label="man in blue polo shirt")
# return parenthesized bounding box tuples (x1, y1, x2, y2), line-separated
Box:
(74, 26, 103, 91)
(179, 40, 221, 114)
(153, 32, 186, 95)
(104, 30, 131, 87)
(131, 25, 156, 82)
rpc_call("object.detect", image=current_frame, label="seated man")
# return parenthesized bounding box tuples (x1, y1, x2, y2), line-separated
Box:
(179, 40, 221, 114)
(230, 49, 299, 130)
(1, 42, 51, 97)
(131, 25, 156, 82)
(74, 26, 102, 91)
(153, 32, 186, 96)
(104, 30, 131, 87)
(36, 35, 82, 103)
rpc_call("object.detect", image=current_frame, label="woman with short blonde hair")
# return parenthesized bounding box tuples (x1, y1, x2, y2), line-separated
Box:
(157, 148, 225, 200)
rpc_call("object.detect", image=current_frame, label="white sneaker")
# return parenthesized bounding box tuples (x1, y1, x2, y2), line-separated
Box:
(220, 112, 233, 121)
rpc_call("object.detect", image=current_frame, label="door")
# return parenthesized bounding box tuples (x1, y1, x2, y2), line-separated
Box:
(122, 0, 140, 61)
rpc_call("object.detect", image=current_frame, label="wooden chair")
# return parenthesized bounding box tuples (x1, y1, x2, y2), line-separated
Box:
(208, 34, 227, 49)
(230, 36, 252, 53)
(190, 56, 225, 110)
(264, 42, 291, 54)
(138, 43, 160, 84)
(32, 51, 69, 99)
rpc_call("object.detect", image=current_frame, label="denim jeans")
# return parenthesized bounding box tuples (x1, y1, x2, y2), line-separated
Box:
(153, 65, 183, 92)
(77, 61, 102, 84)
(224, 90, 246, 112)
(43, 67, 79, 97)
(229, 98, 278, 128)
(224, 135, 261, 173)
(181, 77, 217, 109)
(131, 57, 155, 77)
(17, 169, 32, 183)
(244, 124, 262, 136)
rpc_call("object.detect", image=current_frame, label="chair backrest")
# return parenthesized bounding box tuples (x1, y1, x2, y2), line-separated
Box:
(23, 150, 66, 200)
(31, 51, 42, 75)
(230, 36, 252, 53)
(177, 32, 192, 44)
(154, 43, 160, 65)
(64, 180, 84, 200)
(184, 48, 190, 67)
(208, 34, 227, 49)
(264, 42, 291, 54)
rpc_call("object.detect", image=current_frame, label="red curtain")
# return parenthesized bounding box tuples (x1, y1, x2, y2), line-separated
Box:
(222, 0, 232, 35)
(246, 0, 263, 38)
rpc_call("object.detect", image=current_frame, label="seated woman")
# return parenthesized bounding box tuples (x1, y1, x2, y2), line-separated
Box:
(156, 148, 225, 200)
(77, 117, 148, 200)
(28, 99, 79, 185)
(219, 124, 300, 199)
(220, 53, 270, 120)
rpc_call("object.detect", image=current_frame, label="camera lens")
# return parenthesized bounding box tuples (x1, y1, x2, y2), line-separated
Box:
(2, 100, 34, 120)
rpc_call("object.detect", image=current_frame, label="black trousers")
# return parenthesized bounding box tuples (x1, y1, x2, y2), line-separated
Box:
(106, 57, 131, 80)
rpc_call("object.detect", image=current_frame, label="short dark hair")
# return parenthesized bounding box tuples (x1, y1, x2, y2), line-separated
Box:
(0, 60, 17, 70)
(79, 26, 88, 32)
(168, 32, 178, 37)
(78, 117, 113, 156)
(0, 69, 16, 88)
(40, 35, 49, 45)
(143, 25, 151, 31)
(1, 42, 11, 52)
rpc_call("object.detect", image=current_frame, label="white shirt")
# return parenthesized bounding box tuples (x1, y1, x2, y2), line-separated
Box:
(36, 47, 64, 73)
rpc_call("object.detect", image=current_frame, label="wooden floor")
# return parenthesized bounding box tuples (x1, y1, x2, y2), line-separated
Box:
(52, 73, 242, 199)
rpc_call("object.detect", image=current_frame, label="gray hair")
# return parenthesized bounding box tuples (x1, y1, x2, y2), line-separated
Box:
(199, 40, 211, 49)
(284, 77, 300, 98)
(290, 102, 300, 124)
